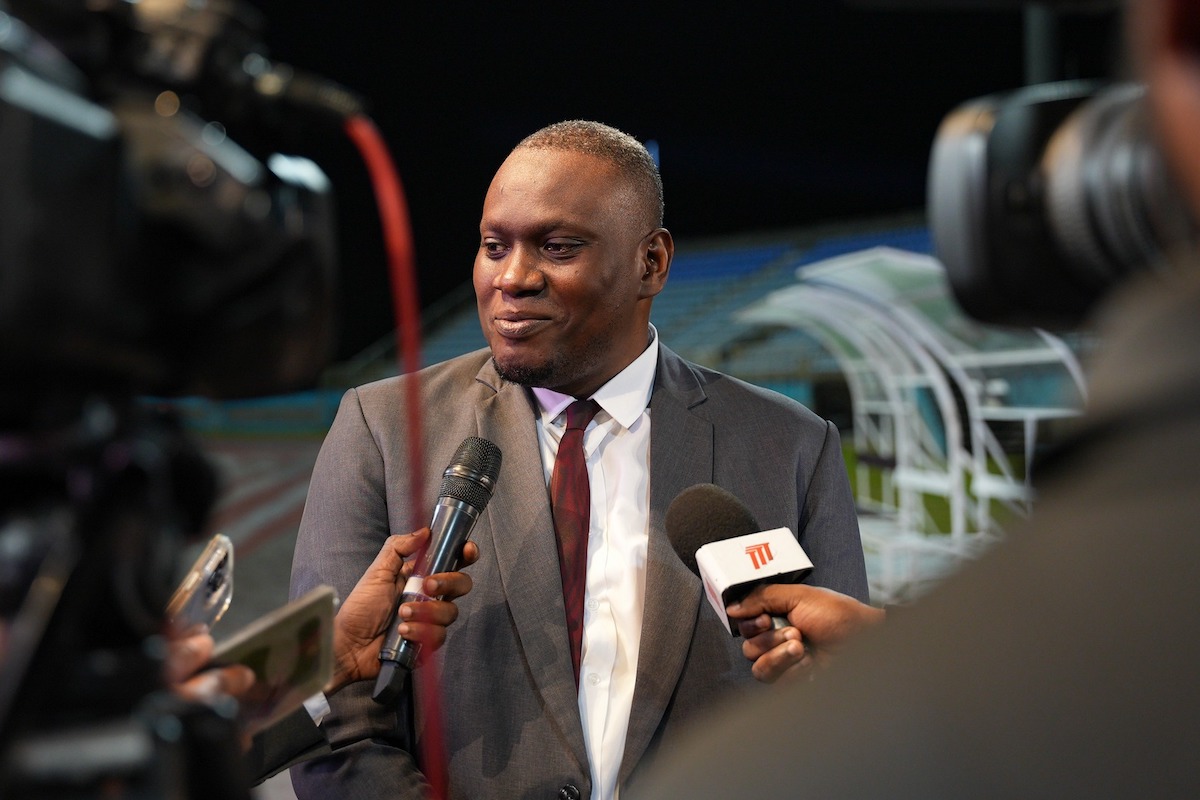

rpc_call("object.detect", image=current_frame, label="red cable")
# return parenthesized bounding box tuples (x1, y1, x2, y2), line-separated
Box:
(343, 114, 448, 800)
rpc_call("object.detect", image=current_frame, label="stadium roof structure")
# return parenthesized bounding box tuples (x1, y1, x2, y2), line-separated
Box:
(735, 246, 1087, 601)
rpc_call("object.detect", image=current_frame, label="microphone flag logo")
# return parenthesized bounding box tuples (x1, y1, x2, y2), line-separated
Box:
(694, 527, 812, 635)
(745, 542, 774, 569)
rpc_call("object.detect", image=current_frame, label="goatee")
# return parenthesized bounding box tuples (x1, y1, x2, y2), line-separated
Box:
(491, 356, 555, 388)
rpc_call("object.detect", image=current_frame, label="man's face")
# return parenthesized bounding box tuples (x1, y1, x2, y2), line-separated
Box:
(473, 148, 659, 398)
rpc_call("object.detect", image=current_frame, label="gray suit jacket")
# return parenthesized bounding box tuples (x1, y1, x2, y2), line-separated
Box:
(288, 344, 866, 799)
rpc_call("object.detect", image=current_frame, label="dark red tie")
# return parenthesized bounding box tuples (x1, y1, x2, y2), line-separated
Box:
(551, 399, 600, 685)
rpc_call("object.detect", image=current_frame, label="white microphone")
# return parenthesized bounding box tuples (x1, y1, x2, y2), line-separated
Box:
(665, 483, 812, 635)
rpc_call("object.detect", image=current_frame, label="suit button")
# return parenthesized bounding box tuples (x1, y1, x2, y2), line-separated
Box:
(558, 784, 581, 800)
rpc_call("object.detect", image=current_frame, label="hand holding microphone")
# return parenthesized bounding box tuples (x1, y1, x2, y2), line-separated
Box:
(728, 583, 886, 683)
(373, 437, 502, 705)
(667, 483, 859, 683)
(665, 483, 813, 636)
(329, 528, 478, 696)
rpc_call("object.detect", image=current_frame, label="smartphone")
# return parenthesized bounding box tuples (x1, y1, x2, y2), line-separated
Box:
(210, 584, 336, 736)
(166, 533, 234, 631)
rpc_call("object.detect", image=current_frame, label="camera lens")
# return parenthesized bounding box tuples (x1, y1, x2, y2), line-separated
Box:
(1043, 83, 1199, 286)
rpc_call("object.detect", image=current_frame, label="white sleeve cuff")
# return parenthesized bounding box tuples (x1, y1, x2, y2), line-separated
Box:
(302, 691, 331, 726)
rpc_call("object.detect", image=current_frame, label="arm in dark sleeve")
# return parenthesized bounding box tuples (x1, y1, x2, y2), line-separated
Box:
(243, 706, 328, 785)
(290, 680, 429, 800)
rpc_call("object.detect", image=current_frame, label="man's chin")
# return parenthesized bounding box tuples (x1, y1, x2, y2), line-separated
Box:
(491, 355, 555, 388)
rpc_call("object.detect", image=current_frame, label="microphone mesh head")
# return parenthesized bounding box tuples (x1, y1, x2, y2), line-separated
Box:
(664, 483, 761, 576)
(440, 436, 503, 510)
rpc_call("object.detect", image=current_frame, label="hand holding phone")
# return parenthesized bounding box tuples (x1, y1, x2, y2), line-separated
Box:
(209, 585, 336, 736)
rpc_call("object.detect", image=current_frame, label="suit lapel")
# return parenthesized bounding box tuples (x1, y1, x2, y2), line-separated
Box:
(473, 363, 590, 771)
(621, 347, 712, 781)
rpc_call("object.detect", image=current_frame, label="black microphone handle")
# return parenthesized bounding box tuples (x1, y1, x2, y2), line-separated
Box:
(372, 497, 481, 705)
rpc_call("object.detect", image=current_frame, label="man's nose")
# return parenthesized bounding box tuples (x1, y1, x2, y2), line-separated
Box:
(495, 245, 545, 295)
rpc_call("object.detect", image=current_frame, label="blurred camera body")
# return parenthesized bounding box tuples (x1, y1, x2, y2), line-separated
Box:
(0, 0, 337, 408)
(0, 3, 344, 795)
(929, 80, 1200, 330)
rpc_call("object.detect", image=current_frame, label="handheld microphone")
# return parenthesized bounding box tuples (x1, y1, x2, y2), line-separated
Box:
(665, 484, 812, 635)
(372, 436, 502, 705)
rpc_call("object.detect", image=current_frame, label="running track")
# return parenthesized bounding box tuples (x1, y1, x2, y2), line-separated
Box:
(197, 436, 324, 559)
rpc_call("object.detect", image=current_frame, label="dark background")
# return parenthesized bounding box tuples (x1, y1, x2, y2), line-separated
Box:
(244, 1, 1121, 361)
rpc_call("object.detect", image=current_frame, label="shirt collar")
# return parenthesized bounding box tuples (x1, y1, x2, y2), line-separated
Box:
(532, 324, 659, 430)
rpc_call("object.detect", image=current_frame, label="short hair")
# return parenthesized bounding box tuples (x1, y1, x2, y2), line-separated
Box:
(514, 120, 665, 229)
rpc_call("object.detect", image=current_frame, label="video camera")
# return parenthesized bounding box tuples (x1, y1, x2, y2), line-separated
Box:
(0, 1, 363, 795)
(0, 0, 344, 405)
(929, 79, 1200, 329)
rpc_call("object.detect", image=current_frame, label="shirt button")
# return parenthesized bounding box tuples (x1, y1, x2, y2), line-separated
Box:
(587, 673, 601, 686)
(586, 599, 599, 612)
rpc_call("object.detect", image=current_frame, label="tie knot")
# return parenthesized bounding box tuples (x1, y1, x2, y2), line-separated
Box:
(564, 399, 600, 432)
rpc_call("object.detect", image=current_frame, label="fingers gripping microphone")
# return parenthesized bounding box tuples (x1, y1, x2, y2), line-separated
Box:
(372, 436, 502, 705)
(665, 484, 812, 636)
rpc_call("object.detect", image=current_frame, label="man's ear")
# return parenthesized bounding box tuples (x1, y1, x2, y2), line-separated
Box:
(1137, 0, 1200, 214)
(639, 228, 674, 299)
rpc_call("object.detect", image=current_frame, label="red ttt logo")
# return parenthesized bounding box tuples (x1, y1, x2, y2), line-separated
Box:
(744, 542, 774, 570)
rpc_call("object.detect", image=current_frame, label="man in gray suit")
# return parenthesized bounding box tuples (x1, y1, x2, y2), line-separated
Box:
(288, 120, 868, 799)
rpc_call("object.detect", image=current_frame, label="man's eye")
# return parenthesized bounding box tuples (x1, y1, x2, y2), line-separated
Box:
(482, 240, 507, 256)
(544, 240, 581, 255)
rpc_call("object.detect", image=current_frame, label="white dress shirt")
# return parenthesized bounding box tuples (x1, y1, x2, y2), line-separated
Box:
(532, 326, 659, 800)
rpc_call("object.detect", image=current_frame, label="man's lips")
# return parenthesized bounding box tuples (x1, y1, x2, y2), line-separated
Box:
(492, 316, 550, 338)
